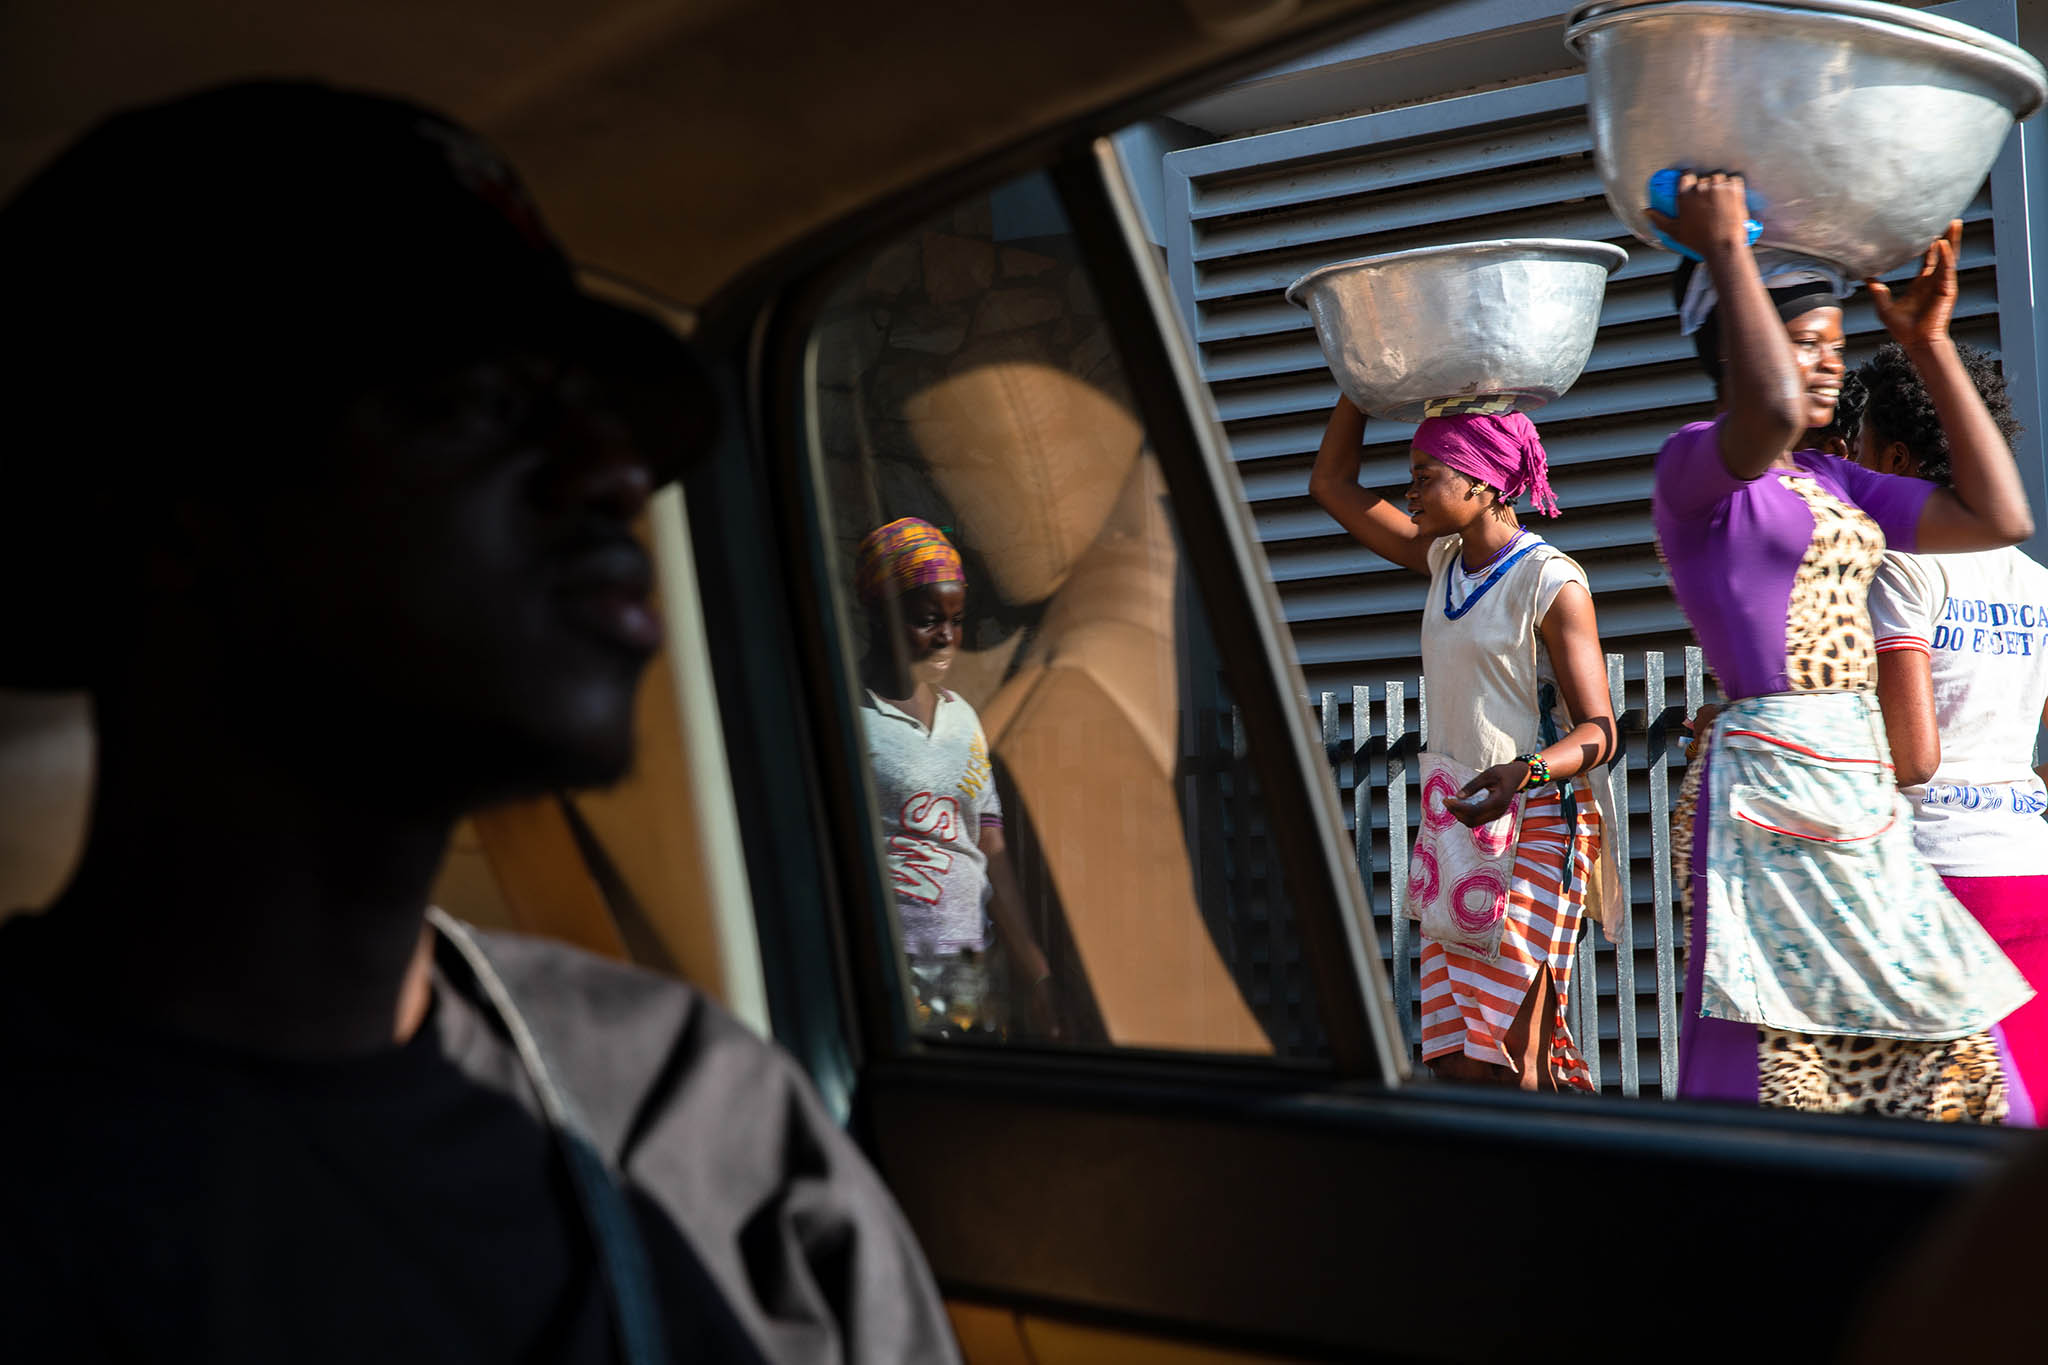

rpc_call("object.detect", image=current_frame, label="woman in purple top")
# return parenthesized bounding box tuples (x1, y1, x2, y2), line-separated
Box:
(1652, 174, 2034, 1121)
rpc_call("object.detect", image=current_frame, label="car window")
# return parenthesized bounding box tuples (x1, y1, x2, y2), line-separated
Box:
(799, 171, 1339, 1060)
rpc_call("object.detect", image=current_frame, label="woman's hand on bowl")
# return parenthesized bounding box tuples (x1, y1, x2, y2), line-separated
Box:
(1646, 171, 1756, 260)
(1866, 220, 1962, 350)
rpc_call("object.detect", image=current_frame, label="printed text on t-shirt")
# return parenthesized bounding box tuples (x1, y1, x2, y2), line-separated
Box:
(887, 792, 961, 903)
(1922, 780, 2048, 817)
(1931, 596, 2048, 657)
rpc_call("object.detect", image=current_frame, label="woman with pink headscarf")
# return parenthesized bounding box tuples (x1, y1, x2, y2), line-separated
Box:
(1311, 397, 1624, 1091)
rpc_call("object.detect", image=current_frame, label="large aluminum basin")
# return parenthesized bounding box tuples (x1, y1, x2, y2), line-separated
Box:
(1284, 239, 1627, 423)
(1566, 0, 2045, 278)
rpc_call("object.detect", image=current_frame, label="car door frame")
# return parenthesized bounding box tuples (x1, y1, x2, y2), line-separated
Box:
(678, 35, 2033, 1365)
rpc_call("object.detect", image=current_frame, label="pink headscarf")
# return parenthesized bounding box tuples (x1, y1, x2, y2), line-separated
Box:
(1412, 411, 1560, 518)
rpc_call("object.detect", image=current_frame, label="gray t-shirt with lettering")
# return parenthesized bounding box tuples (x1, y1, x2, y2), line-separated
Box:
(861, 689, 1003, 954)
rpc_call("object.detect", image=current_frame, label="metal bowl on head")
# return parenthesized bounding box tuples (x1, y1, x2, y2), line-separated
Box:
(1284, 239, 1627, 424)
(1566, 0, 2047, 280)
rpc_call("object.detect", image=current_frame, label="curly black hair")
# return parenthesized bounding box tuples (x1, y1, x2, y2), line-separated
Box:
(1857, 340, 2021, 488)
(1809, 368, 1866, 456)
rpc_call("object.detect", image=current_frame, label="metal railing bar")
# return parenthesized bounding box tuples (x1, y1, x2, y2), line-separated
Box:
(1606, 653, 1640, 1096)
(1384, 682, 1418, 1053)
(1645, 651, 1680, 1096)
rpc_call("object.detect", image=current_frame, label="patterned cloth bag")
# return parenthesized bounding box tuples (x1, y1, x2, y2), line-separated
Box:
(1406, 751, 1526, 960)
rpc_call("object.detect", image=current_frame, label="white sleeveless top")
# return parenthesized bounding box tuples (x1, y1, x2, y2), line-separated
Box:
(1421, 532, 1582, 769)
(1419, 531, 1625, 938)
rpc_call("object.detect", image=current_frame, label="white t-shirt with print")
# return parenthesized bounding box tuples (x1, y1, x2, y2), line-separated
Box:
(861, 688, 1005, 954)
(1868, 545, 2048, 876)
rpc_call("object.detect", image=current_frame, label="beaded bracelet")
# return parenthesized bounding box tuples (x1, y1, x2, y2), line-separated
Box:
(1515, 752, 1551, 788)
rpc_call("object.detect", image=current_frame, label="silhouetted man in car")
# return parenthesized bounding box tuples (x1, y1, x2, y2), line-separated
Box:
(0, 82, 957, 1364)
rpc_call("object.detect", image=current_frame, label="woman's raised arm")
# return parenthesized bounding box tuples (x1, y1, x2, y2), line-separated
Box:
(1648, 172, 1807, 481)
(1307, 397, 1433, 574)
(1877, 223, 2034, 552)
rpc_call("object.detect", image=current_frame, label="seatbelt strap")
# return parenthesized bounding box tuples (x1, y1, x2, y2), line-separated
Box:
(428, 908, 669, 1365)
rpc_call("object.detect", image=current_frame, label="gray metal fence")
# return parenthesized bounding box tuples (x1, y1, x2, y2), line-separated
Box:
(1316, 646, 1709, 1097)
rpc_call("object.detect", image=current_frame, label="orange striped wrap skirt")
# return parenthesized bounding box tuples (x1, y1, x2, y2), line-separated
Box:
(1418, 781, 1601, 1090)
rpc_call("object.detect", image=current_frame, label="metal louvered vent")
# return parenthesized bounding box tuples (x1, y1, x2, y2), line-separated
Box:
(1163, 73, 2007, 698)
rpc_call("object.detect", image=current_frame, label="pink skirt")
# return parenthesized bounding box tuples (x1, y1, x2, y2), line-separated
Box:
(1943, 874, 2048, 1125)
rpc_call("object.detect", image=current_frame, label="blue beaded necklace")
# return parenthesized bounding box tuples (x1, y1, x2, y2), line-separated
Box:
(1442, 534, 1541, 621)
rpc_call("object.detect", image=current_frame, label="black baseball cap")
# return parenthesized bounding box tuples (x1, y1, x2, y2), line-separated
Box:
(0, 81, 716, 689)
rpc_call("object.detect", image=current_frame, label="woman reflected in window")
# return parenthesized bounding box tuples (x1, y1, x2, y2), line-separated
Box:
(1311, 401, 1624, 1091)
(855, 518, 1057, 1039)
(1651, 174, 2032, 1120)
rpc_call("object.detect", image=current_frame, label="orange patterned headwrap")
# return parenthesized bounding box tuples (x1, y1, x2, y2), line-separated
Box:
(855, 517, 965, 603)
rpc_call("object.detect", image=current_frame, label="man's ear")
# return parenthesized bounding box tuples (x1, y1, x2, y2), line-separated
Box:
(1879, 440, 1916, 478)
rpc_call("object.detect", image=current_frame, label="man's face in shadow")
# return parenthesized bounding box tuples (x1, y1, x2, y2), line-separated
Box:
(201, 345, 681, 808)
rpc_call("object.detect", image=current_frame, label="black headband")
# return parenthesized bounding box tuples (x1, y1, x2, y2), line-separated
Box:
(1675, 259, 1842, 386)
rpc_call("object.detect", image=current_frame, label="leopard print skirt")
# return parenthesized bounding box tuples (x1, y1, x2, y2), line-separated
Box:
(1758, 1028, 2008, 1123)
(1672, 753, 1703, 947)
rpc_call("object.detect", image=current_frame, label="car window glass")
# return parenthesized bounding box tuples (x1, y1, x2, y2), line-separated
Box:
(803, 172, 1329, 1060)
